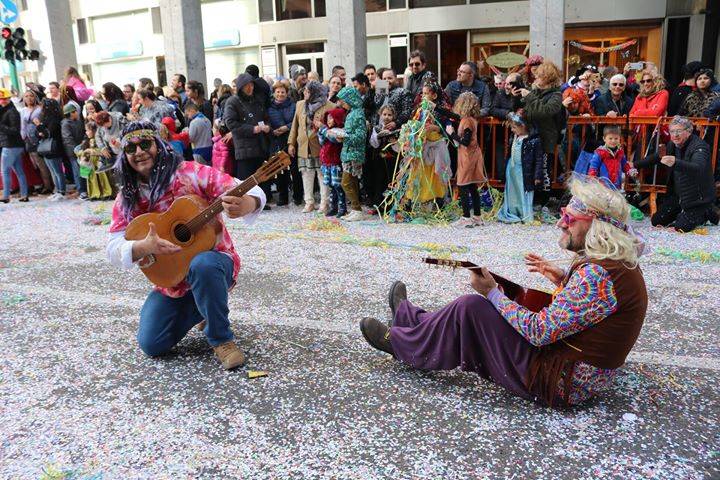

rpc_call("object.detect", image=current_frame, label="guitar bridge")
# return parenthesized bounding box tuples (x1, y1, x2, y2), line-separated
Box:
(138, 254, 156, 269)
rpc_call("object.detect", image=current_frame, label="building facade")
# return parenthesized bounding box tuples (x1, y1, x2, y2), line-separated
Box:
(4, 0, 718, 90)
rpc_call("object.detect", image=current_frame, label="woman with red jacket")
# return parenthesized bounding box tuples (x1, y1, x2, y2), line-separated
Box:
(629, 69, 669, 117)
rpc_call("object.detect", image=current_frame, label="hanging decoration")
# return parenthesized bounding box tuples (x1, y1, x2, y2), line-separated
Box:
(569, 39, 637, 53)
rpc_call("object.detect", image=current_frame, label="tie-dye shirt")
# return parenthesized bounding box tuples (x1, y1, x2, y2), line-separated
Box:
(108, 161, 265, 298)
(487, 262, 618, 405)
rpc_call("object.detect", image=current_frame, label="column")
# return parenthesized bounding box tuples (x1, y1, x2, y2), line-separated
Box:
(325, 0, 367, 81)
(23, 0, 78, 85)
(529, 0, 564, 69)
(686, 14, 705, 63)
(159, 0, 207, 84)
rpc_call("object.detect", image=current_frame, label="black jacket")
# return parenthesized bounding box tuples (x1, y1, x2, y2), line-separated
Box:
(521, 86, 563, 154)
(667, 84, 692, 117)
(61, 117, 85, 159)
(224, 93, 268, 160)
(489, 90, 521, 119)
(36, 115, 64, 157)
(0, 102, 24, 148)
(635, 135, 715, 209)
(592, 90, 634, 116)
(108, 99, 130, 116)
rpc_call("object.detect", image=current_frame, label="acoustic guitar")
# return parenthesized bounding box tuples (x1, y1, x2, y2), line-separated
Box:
(422, 257, 554, 312)
(125, 151, 291, 288)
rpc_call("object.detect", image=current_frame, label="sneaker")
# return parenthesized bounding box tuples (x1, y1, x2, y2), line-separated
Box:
(343, 210, 366, 222)
(302, 203, 316, 213)
(359, 317, 395, 356)
(213, 341, 246, 370)
(471, 215, 485, 226)
(451, 217, 474, 228)
(79, 192, 89, 200)
(49, 193, 63, 202)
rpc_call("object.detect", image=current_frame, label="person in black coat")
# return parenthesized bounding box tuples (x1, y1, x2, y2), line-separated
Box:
(35, 98, 67, 199)
(102, 82, 130, 116)
(592, 74, 634, 116)
(224, 73, 272, 203)
(61, 103, 88, 199)
(635, 117, 718, 231)
(0, 89, 28, 202)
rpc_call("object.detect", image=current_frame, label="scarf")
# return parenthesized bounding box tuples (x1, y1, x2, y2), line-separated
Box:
(304, 81, 327, 128)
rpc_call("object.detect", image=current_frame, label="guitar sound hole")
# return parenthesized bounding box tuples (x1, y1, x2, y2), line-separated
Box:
(174, 224, 191, 243)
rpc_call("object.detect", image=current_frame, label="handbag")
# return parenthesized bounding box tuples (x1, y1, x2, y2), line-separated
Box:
(37, 137, 58, 157)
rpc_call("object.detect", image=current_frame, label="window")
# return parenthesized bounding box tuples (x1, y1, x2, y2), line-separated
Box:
(389, 35, 408, 75)
(275, 0, 311, 19)
(389, 0, 406, 8)
(80, 65, 93, 84)
(314, 0, 326, 17)
(366, 0, 386, 12)
(410, 0, 463, 7)
(411, 33, 438, 77)
(151, 7, 162, 34)
(259, 0, 274, 21)
(76, 19, 89, 44)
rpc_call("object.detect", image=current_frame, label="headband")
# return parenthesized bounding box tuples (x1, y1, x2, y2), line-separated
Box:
(508, 112, 525, 126)
(121, 129, 156, 145)
(568, 196, 628, 232)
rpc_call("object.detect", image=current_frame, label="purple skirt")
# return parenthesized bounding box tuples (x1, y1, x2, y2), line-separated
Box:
(390, 294, 536, 400)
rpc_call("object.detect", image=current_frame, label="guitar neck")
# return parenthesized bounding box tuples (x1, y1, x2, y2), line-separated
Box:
(187, 176, 259, 232)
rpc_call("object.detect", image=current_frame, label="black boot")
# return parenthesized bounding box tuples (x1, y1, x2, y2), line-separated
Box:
(387, 281, 407, 325)
(360, 317, 394, 356)
(326, 188, 338, 217)
(336, 188, 347, 218)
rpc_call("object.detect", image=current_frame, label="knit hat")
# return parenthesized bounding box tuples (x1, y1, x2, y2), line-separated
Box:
(63, 103, 77, 114)
(245, 64, 260, 79)
(325, 107, 347, 127)
(235, 73, 254, 91)
(0, 88, 11, 99)
(289, 64, 307, 81)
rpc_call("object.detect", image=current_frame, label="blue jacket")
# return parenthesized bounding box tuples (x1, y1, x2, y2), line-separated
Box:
(444, 79, 491, 115)
(509, 133, 546, 192)
(267, 97, 296, 153)
(705, 96, 720, 119)
(592, 90, 634, 116)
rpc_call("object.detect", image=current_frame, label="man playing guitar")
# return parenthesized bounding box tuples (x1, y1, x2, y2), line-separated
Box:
(360, 175, 649, 407)
(106, 120, 266, 370)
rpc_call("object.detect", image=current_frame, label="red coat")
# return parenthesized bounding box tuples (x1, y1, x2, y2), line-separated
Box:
(629, 90, 669, 117)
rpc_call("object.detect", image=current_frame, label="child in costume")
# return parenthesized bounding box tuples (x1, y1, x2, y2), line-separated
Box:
(211, 120, 234, 175)
(161, 116, 189, 157)
(75, 122, 114, 200)
(318, 107, 347, 217)
(406, 80, 452, 207)
(368, 105, 400, 214)
(588, 125, 637, 189)
(497, 112, 544, 223)
(448, 92, 487, 227)
(336, 86, 367, 222)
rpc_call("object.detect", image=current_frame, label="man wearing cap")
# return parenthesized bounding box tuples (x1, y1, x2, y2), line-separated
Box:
(359, 175, 649, 408)
(61, 103, 88, 199)
(0, 88, 28, 203)
(106, 120, 266, 370)
(289, 64, 308, 102)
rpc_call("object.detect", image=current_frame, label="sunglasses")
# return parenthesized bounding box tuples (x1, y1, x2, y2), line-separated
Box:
(560, 207, 593, 225)
(639, 79, 653, 84)
(610, 83, 625, 87)
(124, 139, 154, 155)
(409, 62, 422, 67)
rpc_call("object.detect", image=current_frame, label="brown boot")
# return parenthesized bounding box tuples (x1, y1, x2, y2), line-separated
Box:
(360, 317, 395, 356)
(213, 341, 246, 370)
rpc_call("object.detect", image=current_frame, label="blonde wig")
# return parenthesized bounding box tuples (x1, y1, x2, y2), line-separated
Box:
(568, 175, 640, 268)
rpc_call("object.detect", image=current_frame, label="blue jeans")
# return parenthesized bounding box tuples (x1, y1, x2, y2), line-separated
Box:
(69, 156, 87, 194)
(44, 157, 66, 194)
(137, 251, 235, 356)
(1, 147, 28, 199)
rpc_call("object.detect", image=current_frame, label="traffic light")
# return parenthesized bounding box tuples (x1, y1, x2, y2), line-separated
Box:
(1, 27, 39, 63)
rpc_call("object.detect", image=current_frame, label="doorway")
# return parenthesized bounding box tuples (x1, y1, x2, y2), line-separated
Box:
(283, 42, 325, 80)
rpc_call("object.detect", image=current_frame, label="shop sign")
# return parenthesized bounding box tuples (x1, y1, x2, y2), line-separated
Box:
(97, 41, 144, 60)
(486, 51, 526, 69)
(204, 29, 240, 48)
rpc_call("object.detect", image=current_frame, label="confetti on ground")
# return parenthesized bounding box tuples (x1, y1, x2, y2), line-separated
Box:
(0, 197, 718, 479)
(247, 370, 269, 379)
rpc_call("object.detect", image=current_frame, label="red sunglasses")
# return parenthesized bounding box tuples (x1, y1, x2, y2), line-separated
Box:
(560, 207, 593, 225)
